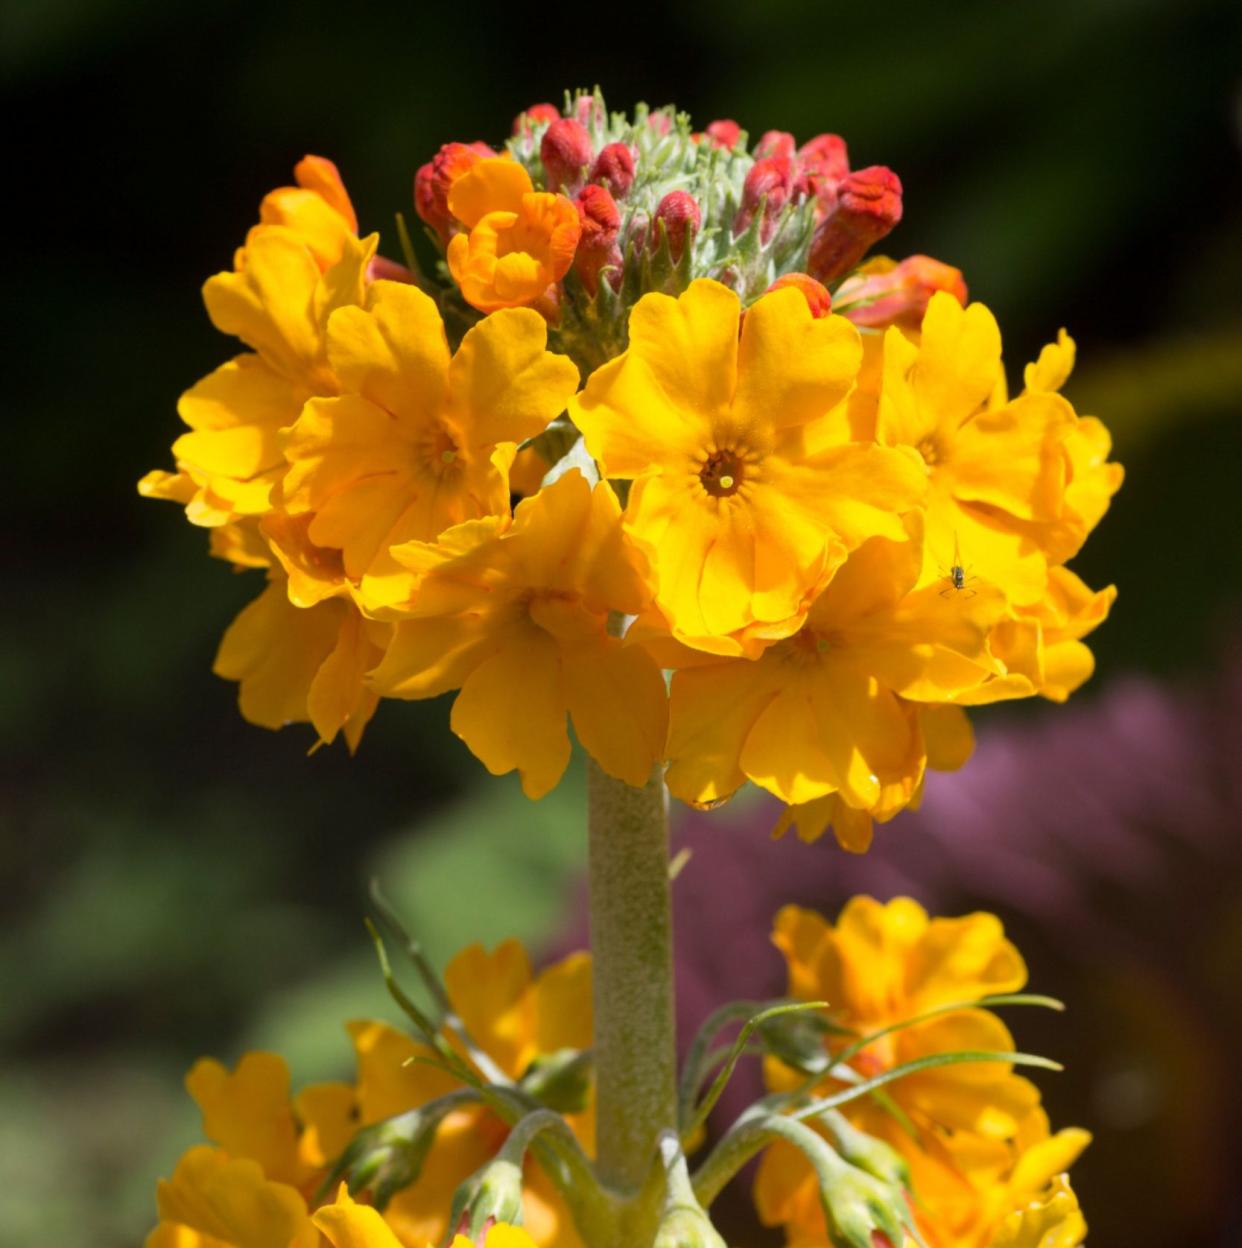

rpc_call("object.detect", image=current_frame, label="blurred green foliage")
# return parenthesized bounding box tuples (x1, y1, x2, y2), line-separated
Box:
(2, 0, 1240, 1243)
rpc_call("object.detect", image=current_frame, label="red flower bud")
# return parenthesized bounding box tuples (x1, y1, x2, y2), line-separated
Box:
(704, 119, 742, 150)
(541, 118, 595, 193)
(835, 255, 967, 329)
(797, 133, 850, 219)
(807, 165, 903, 283)
(734, 156, 796, 241)
(513, 103, 560, 136)
(414, 141, 494, 240)
(767, 272, 833, 318)
(591, 142, 635, 198)
(755, 129, 796, 161)
(652, 191, 701, 262)
(574, 184, 623, 295)
(646, 110, 673, 136)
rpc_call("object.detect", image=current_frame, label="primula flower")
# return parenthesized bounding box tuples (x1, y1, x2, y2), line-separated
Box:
(569, 280, 927, 653)
(139, 225, 377, 526)
(370, 470, 668, 798)
(662, 526, 1003, 810)
(147, 1050, 356, 1248)
(873, 293, 1086, 605)
(213, 566, 387, 750)
(258, 154, 361, 273)
(446, 158, 581, 312)
(280, 279, 577, 607)
(754, 899, 1068, 1248)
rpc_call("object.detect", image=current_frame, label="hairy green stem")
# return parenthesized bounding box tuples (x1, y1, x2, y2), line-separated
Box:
(587, 757, 678, 1194)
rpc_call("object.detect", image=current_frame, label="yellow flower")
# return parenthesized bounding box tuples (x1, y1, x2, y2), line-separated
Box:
(663, 525, 1003, 810)
(147, 1050, 357, 1248)
(258, 154, 361, 273)
(281, 280, 577, 607)
(139, 225, 377, 527)
(371, 470, 668, 798)
(908, 1109, 1091, 1248)
(875, 294, 1083, 606)
(569, 280, 927, 654)
(213, 568, 387, 751)
(990, 1176, 1086, 1248)
(348, 940, 592, 1248)
(956, 567, 1117, 707)
(754, 900, 1063, 1248)
(446, 158, 581, 313)
(147, 1145, 319, 1248)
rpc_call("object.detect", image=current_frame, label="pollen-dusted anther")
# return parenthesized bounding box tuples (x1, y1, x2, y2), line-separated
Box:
(699, 450, 744, 497)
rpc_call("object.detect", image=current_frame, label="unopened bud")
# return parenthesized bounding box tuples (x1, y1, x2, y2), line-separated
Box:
(703, 119, 742, 150)
(591, 142, 635, 198)
(734, 157, 796, 241)
(652, 191, 701, 262)
(450, 1158, 524, 1240)
(798, 133, 850, 218)
(807, 166, 903, 283)
(324, 1107, 439, 1209)
(520, 1047, 593, 1113)
(819, 1153, 909, 1248)
(542, 118, 595, 193)
(646, 109, 673, 136)
(835, 255, 966, 329)
(574, 184, 623, 295)
(414, 141, 494, 240)
(755, 129, 797, 160)
(513, 102, 560, 135)
(767, 273, 833, 318)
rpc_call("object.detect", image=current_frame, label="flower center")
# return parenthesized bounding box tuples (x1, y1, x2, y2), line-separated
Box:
(419, 424, 462, 478)
(699, 449, 744, 498)
(916, 434, 945, 466)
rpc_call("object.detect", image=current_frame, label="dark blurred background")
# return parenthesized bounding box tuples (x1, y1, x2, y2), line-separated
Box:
(3, 0, 1240, 1243)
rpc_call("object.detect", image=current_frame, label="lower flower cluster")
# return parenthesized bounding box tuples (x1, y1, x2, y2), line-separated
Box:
(149, 899, 1087, 1248)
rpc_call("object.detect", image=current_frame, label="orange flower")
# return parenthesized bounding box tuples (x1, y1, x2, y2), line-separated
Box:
(447, 159, 580, 312)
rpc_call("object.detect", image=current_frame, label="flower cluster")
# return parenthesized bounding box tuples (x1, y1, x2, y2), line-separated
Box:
(150, 902, 1083, 1248)
(148, 939, 592, 1248)
(754, 898, 1090, 1248)
(140, 91, 1119, 848)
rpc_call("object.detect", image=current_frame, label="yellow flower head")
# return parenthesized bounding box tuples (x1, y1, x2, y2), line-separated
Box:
(281, 280, 578, 606)
(663, 525, 1003, 810)
(447, 158, 581, 313)
(570, 280, 927, 654)
(370, 470, 668, 797)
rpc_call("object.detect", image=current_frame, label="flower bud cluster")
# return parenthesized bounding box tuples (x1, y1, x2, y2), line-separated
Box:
(415, 88, 905, 371)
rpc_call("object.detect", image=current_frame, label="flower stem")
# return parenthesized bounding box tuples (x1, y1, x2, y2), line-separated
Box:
(587, 757, 678, 1194)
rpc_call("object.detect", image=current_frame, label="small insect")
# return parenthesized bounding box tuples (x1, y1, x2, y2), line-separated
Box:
(940, 534, 979, 598)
